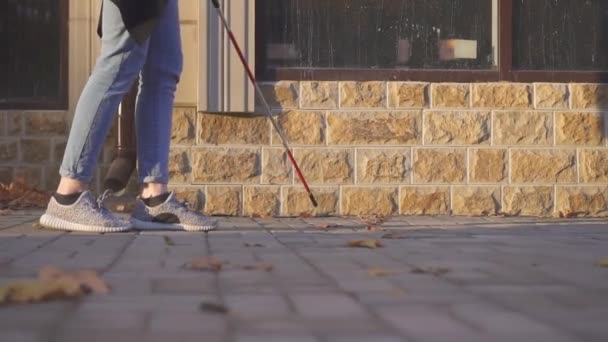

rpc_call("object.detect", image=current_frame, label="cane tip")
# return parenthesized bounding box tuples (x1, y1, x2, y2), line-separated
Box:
(309, 193, 319, 208)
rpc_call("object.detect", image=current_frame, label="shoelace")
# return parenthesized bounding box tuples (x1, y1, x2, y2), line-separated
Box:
(96, 189, 113, 214)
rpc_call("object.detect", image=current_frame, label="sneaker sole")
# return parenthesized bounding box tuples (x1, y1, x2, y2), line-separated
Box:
(40, 214, 132, 233)
(130, 218, 217, 232)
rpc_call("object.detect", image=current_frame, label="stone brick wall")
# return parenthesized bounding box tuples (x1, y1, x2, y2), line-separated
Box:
(168, 82, 608, 217)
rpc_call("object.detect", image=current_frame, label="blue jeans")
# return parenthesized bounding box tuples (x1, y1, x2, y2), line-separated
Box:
(60, 0, 182, 184)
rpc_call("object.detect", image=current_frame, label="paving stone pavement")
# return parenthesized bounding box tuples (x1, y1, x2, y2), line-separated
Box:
(0, 211, 607, 342)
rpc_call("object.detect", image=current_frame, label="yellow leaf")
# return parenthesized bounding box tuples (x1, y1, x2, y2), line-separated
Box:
(368, 268, 394, 277)
(187, 257, 224, 272)
(597, 259, 608, 267)
(348, 239, 384, 249)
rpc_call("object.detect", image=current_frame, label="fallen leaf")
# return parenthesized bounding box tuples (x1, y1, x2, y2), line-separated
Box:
(597, 259, 608, 268)
(241, 263, 274, 272)
(186, 257, 224, 272)
(38, 266, 110, 295)
(199, 302, 229, 314)
(250, 213, 270, 219)
(367, 268, 394, 277)
(347, 239, 384, 249)
(298, 212, 313, 218)
(366, 225, 384, 232)
(0, 179, 51, 210)
(411, 267, 450, 277)
(243, 243, 265, 248)
(359, 215, 386, 225)
(163, 236, 175, 246)
(381, 233, 407, 240)
(32, 222, 43, 229)
(0, 209, 14, 216)
(315, 223, 340, 229)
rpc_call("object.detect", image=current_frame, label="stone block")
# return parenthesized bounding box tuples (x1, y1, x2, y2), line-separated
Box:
(244, 186, 280, 217)
(171, 108, 196, 145)
(273, 111, 324, 145)
(556, 112, 604, 146)
(327, 111, 421, 145)
(171, 187, 204, 211)
(431, 83, 470, 108)
(198, 113, 269, 145)
(340, 82, 387, 108)
(413, 148, 466, 183)
(356, 149, 411, 184)
(191, 148, 260, 183)
(262, 148, 291, 184)
(282, 187, 339, 217)
(21, 139, 50, 163)
(472, 83, 532, 109)
(52, 140, 67, 163)
(469, 148, 507, 183)
(0, 167, 12, 183)
(342, 187, 398, 216)
(301, 81, 338, 109)
(424, 111, 491, 145)
(14, 167, 42, 189)
(259, 81, 299, 109)
(571, 84, 608, 109)
(534, 84, 568, 109)
(6, 112, 22, 136)
(295, 149, 353, 184)
(388, 82, 427, 108)
(168, 148, 191, 183)
(400, 186, 450, 215)
(511, 149, 576, 183)
(44, 164, 61, 190)
(493, 111, 552, 145)
(205, 186, 242, 216)
(557, 186, 608, 217)
(24, 112, 67, 136)
(580, 149, 608, 183)
(503, 186, 554, 216)
(0, 140, 18, 162)
(452, 186, 500, 216)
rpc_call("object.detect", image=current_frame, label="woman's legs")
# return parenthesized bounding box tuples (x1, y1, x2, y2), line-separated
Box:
(58, 0, 149, 195)
(134, 0, 183, 199)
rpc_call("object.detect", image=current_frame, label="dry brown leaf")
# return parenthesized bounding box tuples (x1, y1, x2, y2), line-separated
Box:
(38, 266, 110, 295)
(359, 215, 387, 225)
(411, 267, 450, 277)
(597, 259, 608, 268)
(298, 212, 313, 218)
(199, 302, 229, 314)
(315, 223, 340, 229)
(241, 263, 274, 272)
(347, 239, 384, 249)
(0, 209, 14, 216)
(367, 268, 394, 277)
(381, 233, 408, 240)
(187, 257, 224, 272)
(250, 213, 270, 219)
(0, 179, 51, 210)
(366, 225, 385, 232)
(243, 243, 265, 248)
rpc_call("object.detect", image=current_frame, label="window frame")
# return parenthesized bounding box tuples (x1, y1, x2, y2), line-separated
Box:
(0, 0, 70, 110)
(256, 0, 608, 82)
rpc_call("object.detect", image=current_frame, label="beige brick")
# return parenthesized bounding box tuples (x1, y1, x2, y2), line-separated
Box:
(535, 84, 568, 109)
(557, 186, 608, 217)
(452, 186, 500, 216)
(400, 186, 450, 215)
(340, 82, 386, 108)
(493, 111, 552, 145)
(424, 111, 491, 145)
(282, 187, 339, 217)
(301, 82, 338, 109)
(571, 84, 608, 109)
(432, 84, 470, 108)
(0, 167, 12, 183)
(198, 113, 269, 145)
(295, 149, 353, 184)
(178, 0, 198, 22)
(171, 108, 196, 145)
(389, 82, 427, 108)
(176, 24, 198, 104)
(172, 188, 204, 212)
(511, 149, 576, 183)
(168, 148, 191, 183)
(205, 186, 242, 216)
(556, 112, 604, 146)
(262, 148, 291, 184)
(472, 83, 532, 109)
(191, 148, 260, 183)
(470, 148, 507, 183)
(24, 112, 67, 136)
(413, 148, 466, 184)
(580, 149, 608, 183)
(21, 139, 50, 163)
(6, 112, 22, 136)
(0, 140, 18, 162)
(259, 81, 299, 109)
(356, 149, 411, 184)
(503, 186, 554, 217)
(327, 111, 421, 145)
(273, 111, 324, 145)
(244, 186, 280, 217)
(342, 187, 398, 216)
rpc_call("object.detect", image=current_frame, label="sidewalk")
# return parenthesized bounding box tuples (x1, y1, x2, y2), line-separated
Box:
(0, 211, 607, 342)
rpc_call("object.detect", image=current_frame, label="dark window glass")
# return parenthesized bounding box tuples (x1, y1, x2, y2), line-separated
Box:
(0, 0, 65, 106)
(257, 0, 496, 71)
(513, 0, 608, 71)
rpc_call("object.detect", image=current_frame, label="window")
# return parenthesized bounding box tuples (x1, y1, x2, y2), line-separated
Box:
(256, 0, 608, 82)
(0, 0, 69, 109)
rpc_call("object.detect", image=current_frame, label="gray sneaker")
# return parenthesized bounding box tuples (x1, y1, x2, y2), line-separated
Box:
(130, 192, 217, 232)
(40, 191, 132, 233)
